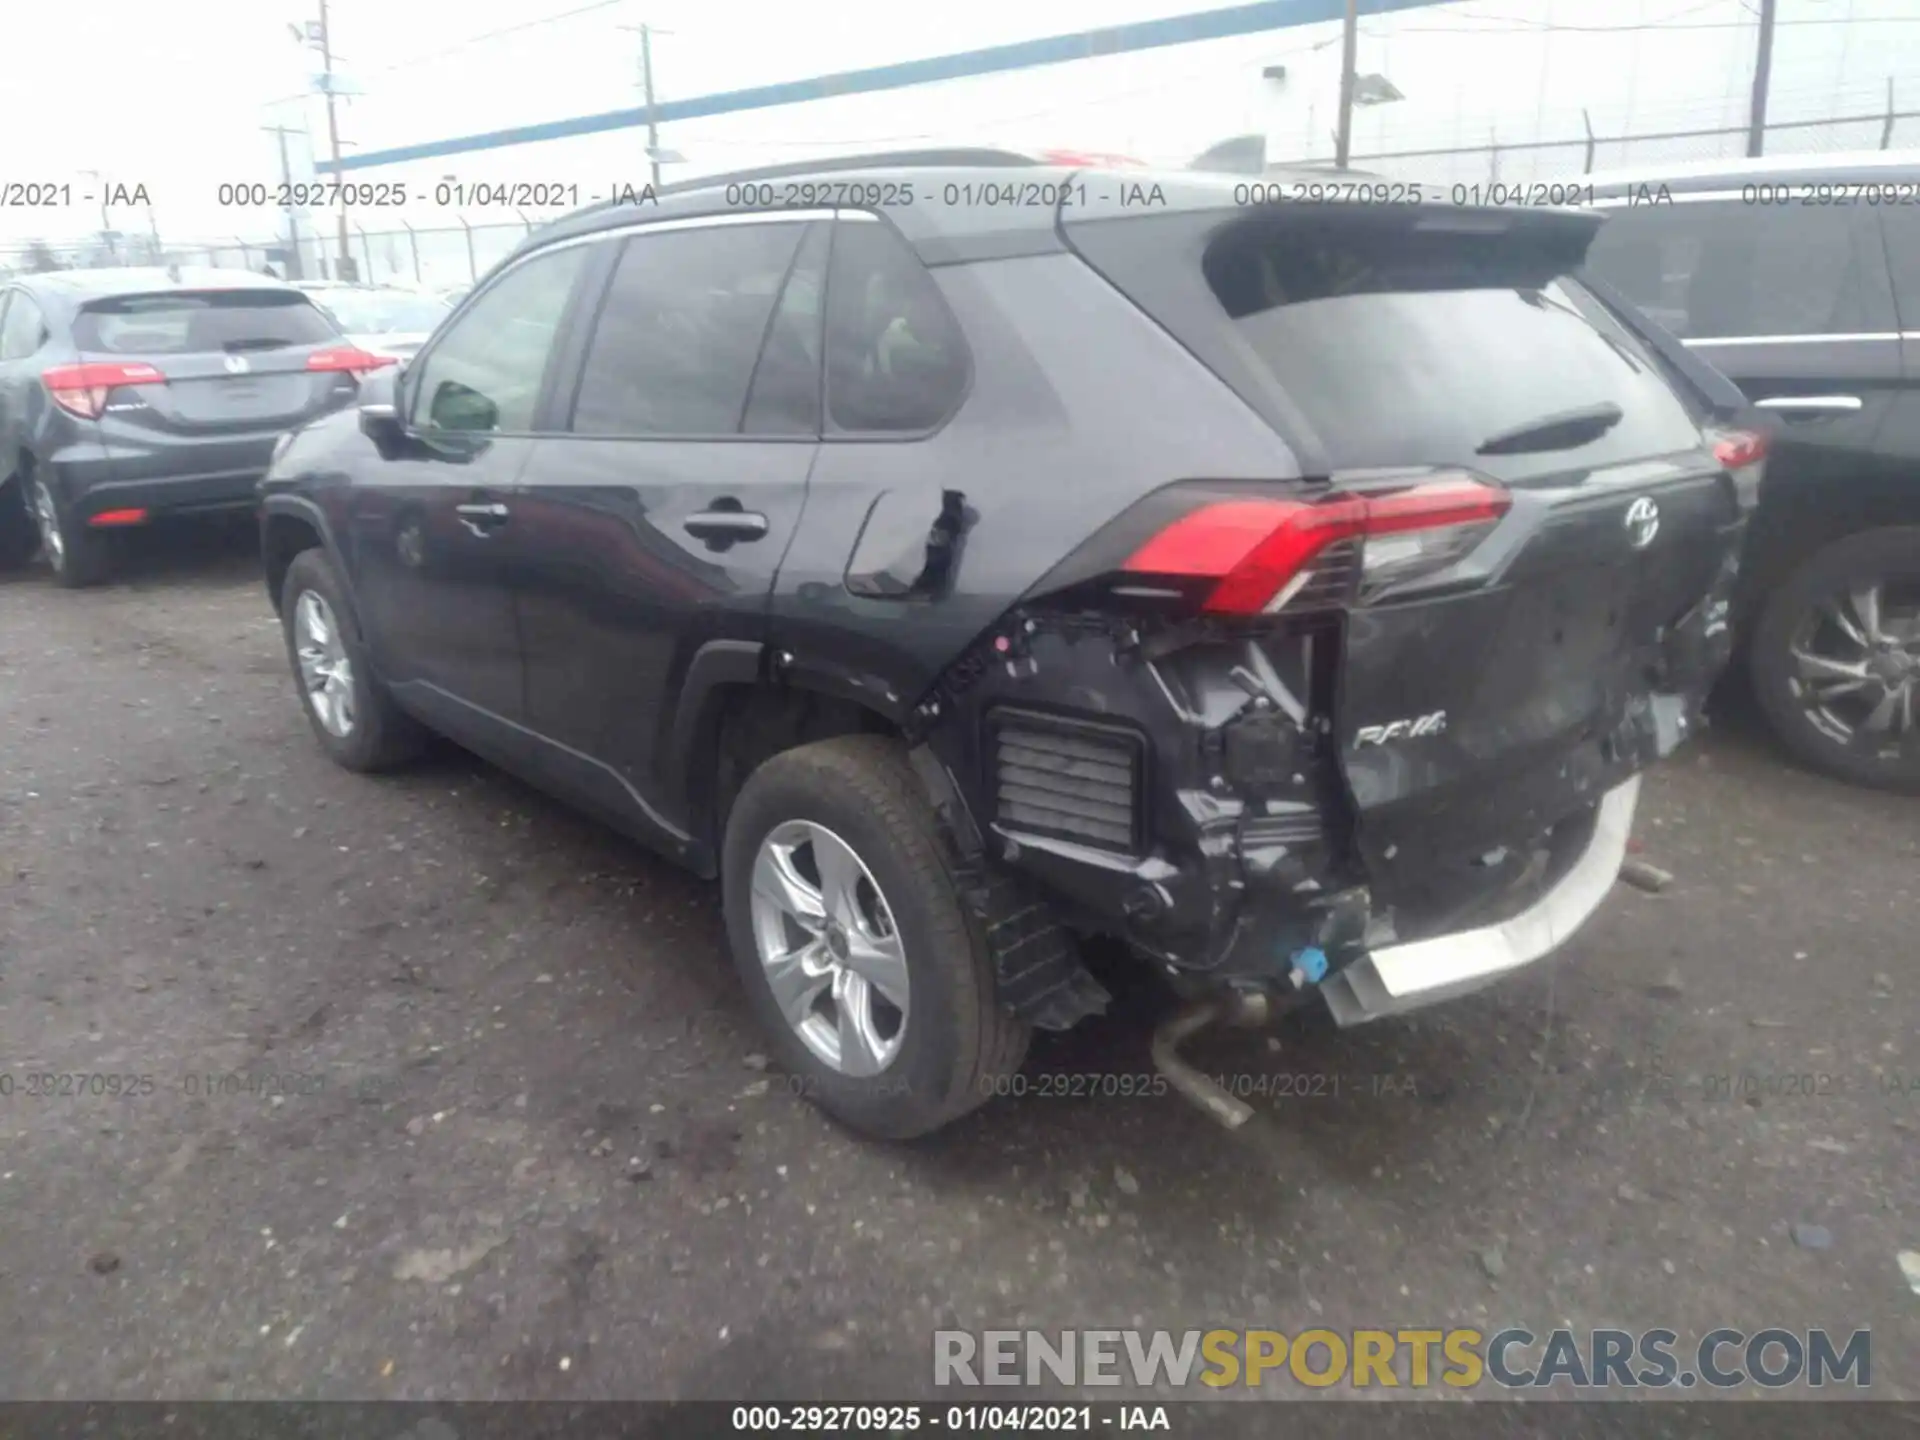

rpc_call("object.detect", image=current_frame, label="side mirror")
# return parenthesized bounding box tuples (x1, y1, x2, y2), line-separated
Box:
(427, 379, 499, 433)
(359, 402, 403, 445)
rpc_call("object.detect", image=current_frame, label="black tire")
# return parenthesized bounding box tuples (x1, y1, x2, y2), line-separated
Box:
(1749, 525, 1920, 793)
(279, 547, 428, 772)
(0, 473, 35, 570)
(721, 734, 1031, 1140)
(26, 472, 112, 588)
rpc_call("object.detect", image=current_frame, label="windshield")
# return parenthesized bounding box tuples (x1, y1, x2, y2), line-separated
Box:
(312, 290, 451, 335)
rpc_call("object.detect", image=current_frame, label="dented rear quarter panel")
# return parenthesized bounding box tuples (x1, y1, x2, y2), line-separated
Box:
(764, 247, 1305, 720)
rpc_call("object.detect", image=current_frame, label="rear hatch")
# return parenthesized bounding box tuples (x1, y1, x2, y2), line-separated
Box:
(1064, 200, 1748, 922)
(71, 288, 376, 446)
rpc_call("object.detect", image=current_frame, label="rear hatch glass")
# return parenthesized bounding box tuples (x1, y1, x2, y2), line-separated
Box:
(1199, 211, 1706, 484)
(74, 290, 357, 432)
(75, 290, 340, 353)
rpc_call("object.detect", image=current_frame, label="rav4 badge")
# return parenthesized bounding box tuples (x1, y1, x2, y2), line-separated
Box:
(1355, 712, 1449, 747)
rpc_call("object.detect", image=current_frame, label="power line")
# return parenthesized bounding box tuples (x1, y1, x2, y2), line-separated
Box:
(365, 0, 628, 75)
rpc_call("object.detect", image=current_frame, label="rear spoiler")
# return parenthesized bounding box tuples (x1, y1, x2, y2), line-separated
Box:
(1576, 271, 1755, 423)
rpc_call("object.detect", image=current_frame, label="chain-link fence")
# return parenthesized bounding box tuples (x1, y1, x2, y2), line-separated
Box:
(5, 105, 1916, 286)
(1338, 103, 1920, 189)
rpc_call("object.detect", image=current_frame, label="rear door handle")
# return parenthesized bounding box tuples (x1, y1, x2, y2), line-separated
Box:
(455, 500, 510, 536)
(682, 509, 769, 542)
(1754, 395, 1863, 414)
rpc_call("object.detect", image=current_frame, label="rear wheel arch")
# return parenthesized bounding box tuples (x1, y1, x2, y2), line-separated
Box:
(681, 676, 905, 861)
(1740, 467, 1920, 609)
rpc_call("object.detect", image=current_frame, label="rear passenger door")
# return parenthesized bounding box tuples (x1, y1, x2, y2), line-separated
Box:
(1582, 196, 1900, 611)
(509, 213, 829, 843)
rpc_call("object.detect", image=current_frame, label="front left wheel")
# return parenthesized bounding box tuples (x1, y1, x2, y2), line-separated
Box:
(721, 735, 1030, 1140)
(279, 547, 427, 772)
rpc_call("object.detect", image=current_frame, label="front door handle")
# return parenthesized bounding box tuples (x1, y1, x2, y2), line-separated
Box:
(1754, 394, 1863, 415)
(455, 501, 510, 536)
(683, 509, 769, 542)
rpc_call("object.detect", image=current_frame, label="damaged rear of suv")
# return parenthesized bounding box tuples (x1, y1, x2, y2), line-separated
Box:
(262, 158, 1758, 1140)
(767, 178, 1756, 1135)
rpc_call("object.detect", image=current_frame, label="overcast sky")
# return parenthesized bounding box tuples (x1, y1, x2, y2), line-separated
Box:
(0, 0, 1228, 247)
(3, 0, 1913, 253)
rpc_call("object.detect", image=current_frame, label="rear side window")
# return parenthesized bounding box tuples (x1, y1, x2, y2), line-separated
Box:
(743, 222, 829, 436)
(824, 218, 968, 433)
(571, 221, 807, 437)
(0, 292, 46, 359)
(1582, 200, 1890, 340)
(74, 291, 337, 354)
(1203, 215, 1704, 481)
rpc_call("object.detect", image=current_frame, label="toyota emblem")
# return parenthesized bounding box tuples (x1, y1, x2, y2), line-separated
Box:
(223, 354, 250, 374)
(1624, 496, 1660, 550)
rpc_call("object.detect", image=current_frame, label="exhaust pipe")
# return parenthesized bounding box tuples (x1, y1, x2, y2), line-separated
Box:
(1150, 1000, 1255, 1130)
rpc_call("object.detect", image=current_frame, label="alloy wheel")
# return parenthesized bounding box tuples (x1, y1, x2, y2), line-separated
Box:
(748, 819, 910, 1077)
(1789, 579, 1920, 752)
(294, 590, 357, 738)
(29, 481, 63, 570)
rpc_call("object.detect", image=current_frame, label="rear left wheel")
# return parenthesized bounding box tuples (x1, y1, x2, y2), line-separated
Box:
(721, 735, 1030, 1140)
(27, 474, 111, 588)
(1749, 526, 1920, 793)
(0, 474, 35, 570)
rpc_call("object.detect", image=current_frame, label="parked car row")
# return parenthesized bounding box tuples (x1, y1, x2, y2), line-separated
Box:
(0, 149, 1908, 1143)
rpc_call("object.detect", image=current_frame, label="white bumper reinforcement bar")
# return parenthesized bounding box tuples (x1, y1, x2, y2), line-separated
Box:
(1321, 775, 1642, 1027)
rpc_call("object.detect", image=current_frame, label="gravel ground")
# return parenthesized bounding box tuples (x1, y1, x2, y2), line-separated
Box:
(0, 524, 1915, 1405)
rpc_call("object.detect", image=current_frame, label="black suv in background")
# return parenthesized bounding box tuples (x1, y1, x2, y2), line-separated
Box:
(0, 268, 389, 586)
(1581, 152, 1920, 791)
(260, 152, 1759, 1139)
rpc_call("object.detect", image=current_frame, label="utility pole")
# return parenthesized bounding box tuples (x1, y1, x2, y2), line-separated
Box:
(1746, 0, 1778, 157)
(315, 0, 354, 279)
(618, 19, 674, 188)
(641, 23, 660, 190)
(1334, 0, 1359, 169)
(263, 124, 306, 279)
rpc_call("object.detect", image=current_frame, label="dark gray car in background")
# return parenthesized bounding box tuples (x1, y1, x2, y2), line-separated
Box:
(1580, 151, 1920, 791)
(0, 267, 391, 587)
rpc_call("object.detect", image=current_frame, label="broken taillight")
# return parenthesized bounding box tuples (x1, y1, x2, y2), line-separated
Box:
(1709, 426, 1769, 511)
(1122, 474, 1511, 615)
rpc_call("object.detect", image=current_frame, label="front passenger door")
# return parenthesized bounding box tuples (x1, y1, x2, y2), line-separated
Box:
(348, 242, 591, 740)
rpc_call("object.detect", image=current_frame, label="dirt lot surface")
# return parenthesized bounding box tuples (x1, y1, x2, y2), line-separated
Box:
(1, 526, 1915, 1409)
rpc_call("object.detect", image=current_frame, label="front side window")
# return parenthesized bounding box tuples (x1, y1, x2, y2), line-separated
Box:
(410, 245, 588, 433)
(1583, 199, 1887, 340)
(0, 292, 47, 360)
(570, 221, 808, 437)
(824, 218, 968, 434)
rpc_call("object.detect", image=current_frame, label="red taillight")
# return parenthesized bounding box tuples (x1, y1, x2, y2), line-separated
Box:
(306, 346, 396, 375)
(42, 361, 165, 419)
(1123, 476, 1512, 615)
(1710, 426, 1769, 510)
(1712, 429, 1768, 470)
(88, 508, 149, 528)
